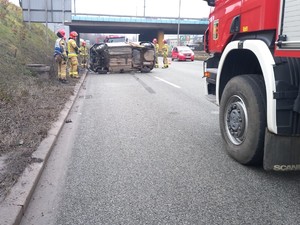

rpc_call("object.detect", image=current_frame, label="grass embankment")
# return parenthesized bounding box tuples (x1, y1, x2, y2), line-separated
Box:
(0, 0, 57, 101)
(0, 0, 77, 201)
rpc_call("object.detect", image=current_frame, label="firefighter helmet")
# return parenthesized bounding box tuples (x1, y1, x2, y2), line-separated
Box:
(152, 38, 157, 43)
(82, 41, 86, 46)
(56, 29, 65, 38)
(70, 31, 78, 39)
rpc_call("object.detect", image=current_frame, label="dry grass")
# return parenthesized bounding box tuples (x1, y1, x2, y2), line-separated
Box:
(0, 1, 79, 201)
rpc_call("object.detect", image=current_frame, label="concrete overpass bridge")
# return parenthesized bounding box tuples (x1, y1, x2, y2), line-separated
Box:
(66, 14, 208, 44)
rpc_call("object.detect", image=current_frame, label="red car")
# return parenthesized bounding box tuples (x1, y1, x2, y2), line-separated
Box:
(171, 46, 195, 61)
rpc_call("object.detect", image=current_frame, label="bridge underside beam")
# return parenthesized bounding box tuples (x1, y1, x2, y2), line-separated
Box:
(68, 21, 207, 36)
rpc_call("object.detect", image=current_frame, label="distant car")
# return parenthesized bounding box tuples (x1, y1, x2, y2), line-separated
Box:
(171, 46, 195, 61)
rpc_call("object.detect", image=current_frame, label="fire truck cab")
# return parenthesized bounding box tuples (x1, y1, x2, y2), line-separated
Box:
(203, 0, 300, 171)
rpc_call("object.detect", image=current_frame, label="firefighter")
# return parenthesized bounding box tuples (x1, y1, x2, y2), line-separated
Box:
(152, 38, 159, 68)
(67, 31, 80, 78)
(162, 39, 169, 68)
(79, 40, 89, 69)
(54, 29, 68, 83)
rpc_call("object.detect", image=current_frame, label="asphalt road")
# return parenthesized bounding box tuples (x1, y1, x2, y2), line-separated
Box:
(21, 59, 300, 225)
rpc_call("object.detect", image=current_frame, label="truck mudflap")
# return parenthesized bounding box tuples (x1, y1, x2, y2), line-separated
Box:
(264, 130, 300, 171)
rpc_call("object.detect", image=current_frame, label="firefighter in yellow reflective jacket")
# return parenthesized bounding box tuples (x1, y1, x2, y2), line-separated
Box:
(79, 41, 89, 69)
(67, 31, 80, 78)
(152, 38, 159, 68)
(54, 29, 68, 83)
(162, 39, 169, 68)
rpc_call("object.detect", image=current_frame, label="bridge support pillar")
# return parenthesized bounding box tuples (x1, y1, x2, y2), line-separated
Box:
(157, 31, 164, 51)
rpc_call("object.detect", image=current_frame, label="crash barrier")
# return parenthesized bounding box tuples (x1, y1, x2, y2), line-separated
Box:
(26, 64, 51, 79)
(89, 42, 155, 74)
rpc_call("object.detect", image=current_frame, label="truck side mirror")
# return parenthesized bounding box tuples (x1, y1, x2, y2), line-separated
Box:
(203, 0, 215, 7)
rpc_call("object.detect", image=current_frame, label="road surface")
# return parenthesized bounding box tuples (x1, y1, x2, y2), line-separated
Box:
(21, 59, 300, 225)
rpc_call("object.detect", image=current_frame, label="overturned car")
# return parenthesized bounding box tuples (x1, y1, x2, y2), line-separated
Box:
(89, 42, 155, 74)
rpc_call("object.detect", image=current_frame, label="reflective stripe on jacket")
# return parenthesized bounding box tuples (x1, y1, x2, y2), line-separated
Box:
(67, 39, 78, 57)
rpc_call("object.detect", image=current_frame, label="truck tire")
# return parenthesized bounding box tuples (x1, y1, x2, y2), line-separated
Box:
(219, 75, 266, 165)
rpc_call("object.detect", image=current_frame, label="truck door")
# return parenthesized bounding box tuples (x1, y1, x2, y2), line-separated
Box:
(209, 0, 242, 53)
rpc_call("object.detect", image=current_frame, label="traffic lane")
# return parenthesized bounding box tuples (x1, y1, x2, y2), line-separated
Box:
(149, 62, 300, 222)
(56, 72, 300, 224)
(159, 59, 205, 88)
(150, 59, 207, 103)
(146, 63, 300, 223)
(44, 71, 300, 224)
(55, 72, 226, 224)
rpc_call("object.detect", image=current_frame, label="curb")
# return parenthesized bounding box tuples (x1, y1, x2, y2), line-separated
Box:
(0, 71, 88, 225)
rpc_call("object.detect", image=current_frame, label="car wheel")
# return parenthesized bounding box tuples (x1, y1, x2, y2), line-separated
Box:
(219, 75, 266, 165)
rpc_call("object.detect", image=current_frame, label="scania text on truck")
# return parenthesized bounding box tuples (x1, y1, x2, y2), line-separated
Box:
(202, 0, 300, 171)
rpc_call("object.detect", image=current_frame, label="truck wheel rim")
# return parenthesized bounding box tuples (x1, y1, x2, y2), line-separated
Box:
(224, 95, 248, 145)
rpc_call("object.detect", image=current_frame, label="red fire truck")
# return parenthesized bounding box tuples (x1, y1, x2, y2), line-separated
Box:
(202, 0, 300, 171)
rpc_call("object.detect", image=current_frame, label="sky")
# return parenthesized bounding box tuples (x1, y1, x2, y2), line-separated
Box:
(10, 0, 210, 18)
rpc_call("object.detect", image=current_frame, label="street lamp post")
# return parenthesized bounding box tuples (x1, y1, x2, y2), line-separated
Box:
(177, 0, 181, 46)
(73, 0, 75, 14)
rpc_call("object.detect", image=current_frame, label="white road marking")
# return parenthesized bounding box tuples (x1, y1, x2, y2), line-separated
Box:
(153, 76, 181, 89)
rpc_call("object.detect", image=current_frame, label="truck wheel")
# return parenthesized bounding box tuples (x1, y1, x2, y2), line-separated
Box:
(219, 75, 266, 165)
